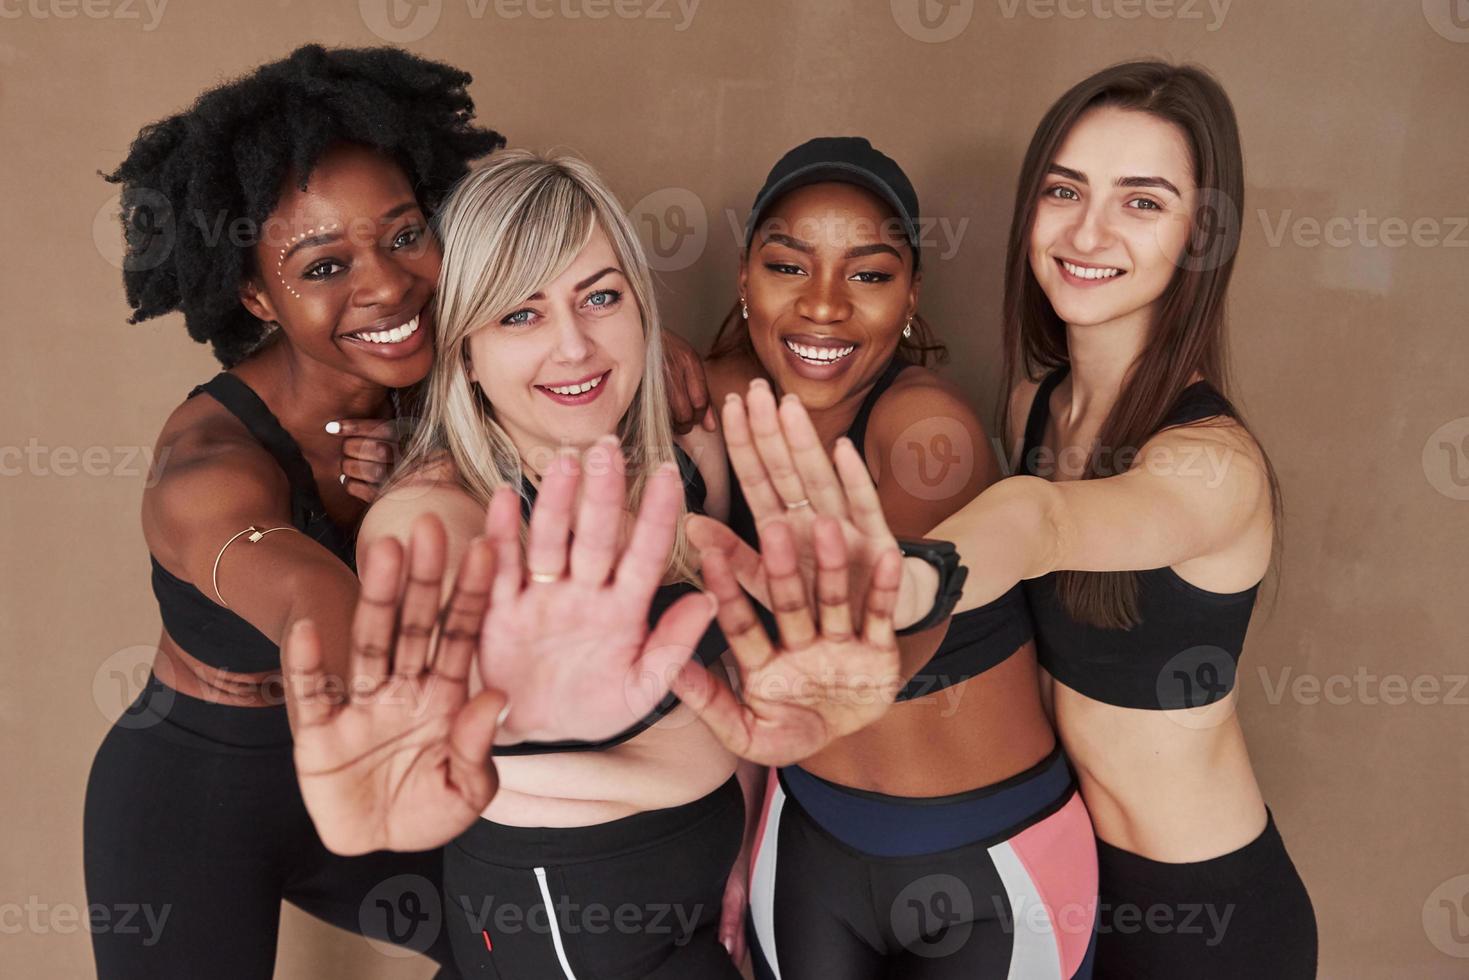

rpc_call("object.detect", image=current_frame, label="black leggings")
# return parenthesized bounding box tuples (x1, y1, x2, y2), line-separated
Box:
(83, 673, 459, 979)
(748, 749, 1098, 979)
(443, 775, 745, 978)
(1093, 808, 1317, 979)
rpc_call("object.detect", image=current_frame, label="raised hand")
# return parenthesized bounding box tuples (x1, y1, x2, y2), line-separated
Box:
(478, 437, 717, 746)
(282, 515, 507, 855)
(688, 379, 905, 618)
(671, 512, 905, 766)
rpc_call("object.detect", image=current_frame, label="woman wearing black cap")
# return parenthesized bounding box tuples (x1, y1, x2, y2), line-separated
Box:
(684, 137, 1099, 979)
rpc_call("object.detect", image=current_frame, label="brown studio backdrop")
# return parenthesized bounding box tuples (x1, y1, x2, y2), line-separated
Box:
(2, 1, 1466, 977)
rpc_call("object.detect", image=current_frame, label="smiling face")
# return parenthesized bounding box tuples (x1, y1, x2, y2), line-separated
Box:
(1029, 105, 1197, 331)
(741, 182, 919, 412)
(464, 224, 645, 460)
(241, 142, 439, 388)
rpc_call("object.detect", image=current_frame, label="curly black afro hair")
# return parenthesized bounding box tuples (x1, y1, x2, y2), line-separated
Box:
(105, 44, 505, 366)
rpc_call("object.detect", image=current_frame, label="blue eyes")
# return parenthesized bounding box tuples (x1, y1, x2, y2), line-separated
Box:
(499, 288, 624, 327)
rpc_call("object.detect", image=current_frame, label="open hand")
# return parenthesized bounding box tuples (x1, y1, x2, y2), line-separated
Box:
(281, 515, 505, 855)
(671, 511, 904, 766)
(478, 438, 717, 746)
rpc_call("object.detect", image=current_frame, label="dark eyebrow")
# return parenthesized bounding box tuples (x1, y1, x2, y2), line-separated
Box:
(762, 234, 901, 261)
(845, 242, 903, 261)
(280, 201, 423, 261)
(524, 267, 622, 301)
(760, 232, 813, 254)
(282, 230, 340, 262)
(1117, 175, 1182, 197)
(1047, 164, 1181, 198)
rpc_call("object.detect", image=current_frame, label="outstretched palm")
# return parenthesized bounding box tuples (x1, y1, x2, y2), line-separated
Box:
(672, 513, 905, 767)
(689, 381, 926, 627)
(282, 517, 505, 856)
(282, 441, 714, 854)
(478, 441, 715, 746)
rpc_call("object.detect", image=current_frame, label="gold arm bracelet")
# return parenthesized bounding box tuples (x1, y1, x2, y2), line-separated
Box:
(211, 525, 301, 607)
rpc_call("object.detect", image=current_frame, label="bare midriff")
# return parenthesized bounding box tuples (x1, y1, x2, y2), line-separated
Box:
(1044, 674, 1267, 862)
(799, 641, 1057, 797)
(484, 701, 739, 827)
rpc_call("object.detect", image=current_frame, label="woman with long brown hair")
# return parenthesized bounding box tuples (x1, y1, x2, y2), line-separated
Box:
(691, 62, 1317, 978)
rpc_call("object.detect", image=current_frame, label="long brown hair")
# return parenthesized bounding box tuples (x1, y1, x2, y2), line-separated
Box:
(998, 60, 1282, 629)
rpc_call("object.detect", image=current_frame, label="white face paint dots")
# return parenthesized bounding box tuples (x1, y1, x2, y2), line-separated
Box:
(274, 224, 340, 301)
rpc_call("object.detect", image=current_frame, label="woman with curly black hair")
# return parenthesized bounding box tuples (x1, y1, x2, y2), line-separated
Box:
(83, 44, 503, 978)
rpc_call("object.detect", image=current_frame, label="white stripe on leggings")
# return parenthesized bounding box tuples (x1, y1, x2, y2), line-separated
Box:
(533, 866, 580, 980)
(748, 783, 785, 978)
(988, 840, 1063, 980)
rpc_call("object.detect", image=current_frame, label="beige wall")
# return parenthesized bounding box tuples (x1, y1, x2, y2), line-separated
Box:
(3, 1, 1466, 977)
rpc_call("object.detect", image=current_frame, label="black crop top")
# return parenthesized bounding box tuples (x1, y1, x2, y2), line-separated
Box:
(727, 361, 1033, 702)
(1018, 366, 1260, 710)
(495, 447, 729, 755)
(150, 373, 358, 674)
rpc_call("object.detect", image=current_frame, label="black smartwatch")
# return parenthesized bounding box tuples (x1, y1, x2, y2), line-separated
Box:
(894, 538, 968, 635)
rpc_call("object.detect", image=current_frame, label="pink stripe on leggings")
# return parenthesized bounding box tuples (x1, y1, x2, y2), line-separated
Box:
(1002, 791, 1098, 977)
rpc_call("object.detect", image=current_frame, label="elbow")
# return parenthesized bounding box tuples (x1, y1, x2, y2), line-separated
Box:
(996, 475, 1067, 579)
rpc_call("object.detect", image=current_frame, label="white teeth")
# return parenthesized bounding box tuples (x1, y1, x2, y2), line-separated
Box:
(1061, 261, 1123, 280)
(783, 339, 856, 364)
(355, 315, 420, 344)
(545, 373, 606, 396)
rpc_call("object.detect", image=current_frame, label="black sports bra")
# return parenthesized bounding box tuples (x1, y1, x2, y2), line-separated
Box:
(496, 448, 729, 755)
(1018, 366, 1260, 710)
(727, 361, 1033, 702)
(150, 373, 357, 674)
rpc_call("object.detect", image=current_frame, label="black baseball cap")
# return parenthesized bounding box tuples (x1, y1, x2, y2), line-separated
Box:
(743, 136, 921, 267)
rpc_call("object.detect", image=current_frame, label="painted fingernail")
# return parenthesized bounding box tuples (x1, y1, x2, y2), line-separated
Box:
(325, 420, 342, 434)
(497, 701, 512, 727)
(339, 473, 347, 485)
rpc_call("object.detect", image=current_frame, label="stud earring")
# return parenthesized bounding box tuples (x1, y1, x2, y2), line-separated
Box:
(903, 319, 913, 339)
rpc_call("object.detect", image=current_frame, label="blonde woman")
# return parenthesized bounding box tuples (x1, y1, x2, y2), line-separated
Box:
(280, 151, 910, 978)
(376, 150, 750, 978)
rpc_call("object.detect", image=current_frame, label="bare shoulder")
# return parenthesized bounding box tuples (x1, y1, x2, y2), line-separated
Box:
(865, 365, 999, 531)
(143, 391, 292, 567)
(359, 453, 486, 551)
(1137, 414, 1269, 499)
(866, 365, 992, 464)
(704, 351, 764, 404)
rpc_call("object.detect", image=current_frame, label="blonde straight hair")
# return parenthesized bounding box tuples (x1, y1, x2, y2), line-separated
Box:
(387, 149, 694, 581)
